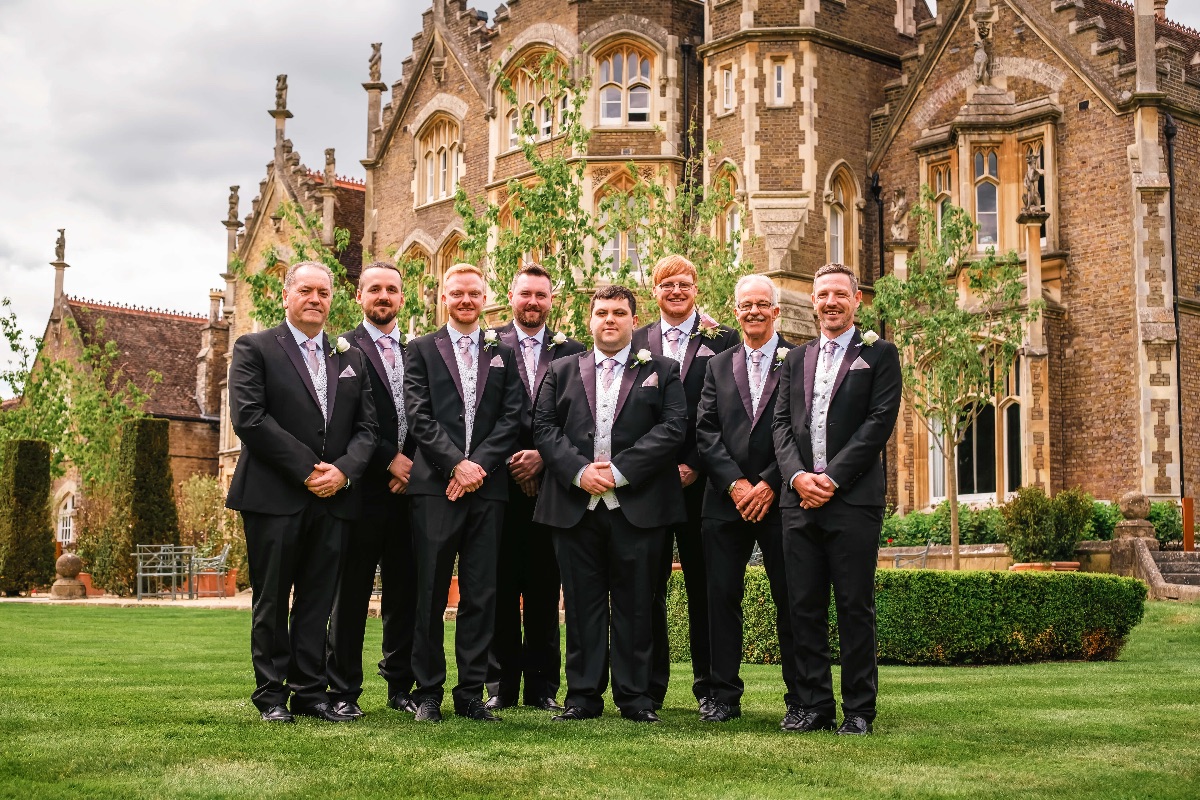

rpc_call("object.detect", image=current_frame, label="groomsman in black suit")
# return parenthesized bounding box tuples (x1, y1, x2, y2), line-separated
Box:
(404, 263, 524, 722)
(695, 274, 799, 724)
(486, 265, 586, 712)
(772, 263, 901, 735)
(632, 255, 739, 714)
(533, 285, 686, 723)
(226, 261, 377, 723)
(325, 262, 419, 720)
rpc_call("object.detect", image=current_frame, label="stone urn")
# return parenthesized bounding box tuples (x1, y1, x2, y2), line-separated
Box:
(1111, 490, 1158, 576)
(49, 552, 87, 600)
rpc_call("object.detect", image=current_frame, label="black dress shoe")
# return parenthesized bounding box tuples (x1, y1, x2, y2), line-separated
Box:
(698, 697, 717, 716)
(782, 710, 836, 733)
(837, 715, 873, 735)
(484, 695, 515, 711)
(526, 696, 564, 711)
(414, 698, 442, 722)
(387, 692, 418, 714)
(552, 706, 601, 722)
(780, 704, 803, 730)
(620, 709, 661, 723)
(331, 700, 364, 719)
(700, 702, 741, 722)
(291, 701, 355, 723)
(260, 705, 295, 723)
(457, 698, 502, 721)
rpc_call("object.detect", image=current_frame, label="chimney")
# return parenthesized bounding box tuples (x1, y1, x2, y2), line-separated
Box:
(1135, 0, 1158, 95)
(321, 148, 337, 247)
(1154, 0, 1167, 21)
(208, 289, 223, 323)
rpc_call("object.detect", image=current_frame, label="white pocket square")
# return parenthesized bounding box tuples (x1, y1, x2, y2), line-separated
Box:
(697, 345, 716, 357)
(641, 373, 659, 388)
(338, 365, 357, 378)
(849, 357, 871, 371)
(490, 354, 504, 367)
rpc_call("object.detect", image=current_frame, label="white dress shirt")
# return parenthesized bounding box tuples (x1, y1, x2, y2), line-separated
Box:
(744, 331, 780, 418)
(574, 345, 632, 510)
(286, 319, 327, 417)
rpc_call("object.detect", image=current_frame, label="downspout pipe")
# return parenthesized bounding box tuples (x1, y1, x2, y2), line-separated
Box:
(1164, 113, 1186, 500)
(870, 172, 889, 496)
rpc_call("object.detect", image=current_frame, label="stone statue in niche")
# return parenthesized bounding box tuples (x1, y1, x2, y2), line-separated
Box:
(275, 74, 288, 110)
(369, 43, 382, 83)
(890, 188, 910, 241)
(1022, 150, 1044, 215)
(973, 39, 991, 85)
(227, 186, 240, 223)
(54, 229, 65, 262)
(324, 149, 336, 186)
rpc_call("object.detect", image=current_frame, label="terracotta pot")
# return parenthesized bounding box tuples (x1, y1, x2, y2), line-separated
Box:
(1009, 562, 1053, 572)
(1051, 561, 1080, 572)
(77, 572, 106, 596)
(672, 562, 683, 571)
(447, 576, 460, 609)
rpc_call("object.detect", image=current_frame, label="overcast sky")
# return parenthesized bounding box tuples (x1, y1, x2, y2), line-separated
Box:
(2, 0, 1198, 395)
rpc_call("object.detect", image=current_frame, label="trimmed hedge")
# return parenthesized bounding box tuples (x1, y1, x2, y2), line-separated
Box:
(0, 439, 54, 595)
(667, 567, 1146, 665)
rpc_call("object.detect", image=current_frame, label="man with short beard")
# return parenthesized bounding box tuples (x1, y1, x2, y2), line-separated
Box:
(404, 263, 524, 722)
(486, 265, 585, 712)
(325, 262, 420, 720)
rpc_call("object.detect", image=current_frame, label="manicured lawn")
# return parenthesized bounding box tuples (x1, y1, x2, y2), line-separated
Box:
(0, 602, 1197, 799)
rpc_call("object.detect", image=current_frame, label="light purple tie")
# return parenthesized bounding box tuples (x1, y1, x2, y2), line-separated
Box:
(823, 339, 838, 368)
(600, 358, 618, 391)
(457, 335, 474, 369)
(665, 327, 684, 358)
(521, 337, 539, 389)
(378, 336, 396, 369)
(749, 349, 764, 384)
(304, 339, 320, 372)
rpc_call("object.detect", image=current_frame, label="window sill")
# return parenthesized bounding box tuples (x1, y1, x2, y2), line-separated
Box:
(716, 108, 737, 119)
(416, 196, 457, 211)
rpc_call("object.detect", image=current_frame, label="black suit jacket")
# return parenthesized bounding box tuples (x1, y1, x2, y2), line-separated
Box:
(532, 351, 688, 529)
(631, 316, 740, 471)
(403, 325, 524, 502)
(496, 322, 587, 451)
(226, 323, 378, 520)
(695, 336, 795, 521)
(340, 323, 418, 507)
(771, 329, 901, 508)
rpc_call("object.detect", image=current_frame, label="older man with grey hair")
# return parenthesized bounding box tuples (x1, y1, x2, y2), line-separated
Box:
(227, 260, 378, 723)
(694, 271, 801, 723)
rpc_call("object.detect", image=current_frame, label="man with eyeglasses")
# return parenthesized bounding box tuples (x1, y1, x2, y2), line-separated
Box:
(695, 274, 799, 724)
(631, 254, 739, 716)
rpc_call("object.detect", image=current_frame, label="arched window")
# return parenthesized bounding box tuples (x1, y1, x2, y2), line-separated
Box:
(974, 146, 999, 247)
(57, 494, 76, 546)
(595, 172, 646, 276)
(502, 49, 569, 150)
(715, 167, 743, 267)
(931, 161, 953, 237)
(435, 235, 468, 325)
(596, 42, 654, 126)
(826, 168, 857, 270)
(418, 116, 460, 205)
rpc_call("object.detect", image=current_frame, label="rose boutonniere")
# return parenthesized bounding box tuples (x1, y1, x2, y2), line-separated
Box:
(548, 331, 568, 350)
(630, 348, 652, 368)
(861, 330, 879, 346)
(404, 333, 416, 346)
(772, 347, 789, 371)
(482, 329, 498, 351)
(332, 336, 350, 356)
(692, 311, 722, 339)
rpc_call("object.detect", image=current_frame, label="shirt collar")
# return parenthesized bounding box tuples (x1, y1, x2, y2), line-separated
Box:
(661, 311, 698, 335)
(515, 325, 546, 346)
(286, 319, 323, 349)
(362, 318, 400, 345)
(593, 343, 633, 366)
(820, 326, 856, 351)
(744, 332, 780, 360)
(449, 325, 480, 346)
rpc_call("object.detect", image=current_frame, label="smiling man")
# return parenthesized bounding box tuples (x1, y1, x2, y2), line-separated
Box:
(226, 260, 378, 724)
(771, 263, 901, 736)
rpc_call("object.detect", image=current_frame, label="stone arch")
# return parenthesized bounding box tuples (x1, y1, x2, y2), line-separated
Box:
(488, 29, 577, 116)
(409, 93, 469, 140)
(580, 15, 672, 54)
(399, 229, 438, 259)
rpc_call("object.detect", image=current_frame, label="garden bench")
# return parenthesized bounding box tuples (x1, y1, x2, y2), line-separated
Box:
(893, 540, 933, 569)
(192, 544, 231, 598)
(134, 544, 195, 600)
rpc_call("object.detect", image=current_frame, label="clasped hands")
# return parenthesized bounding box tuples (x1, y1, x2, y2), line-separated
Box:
(579, 462, 617, 496)
(306, 462, 347, 498)
(792, 471, 835, 510)
(387, 452, 413, 495)
(730, 478, 776, 523)
(508, 449, 544, 497)
(447, 459, 487, 501)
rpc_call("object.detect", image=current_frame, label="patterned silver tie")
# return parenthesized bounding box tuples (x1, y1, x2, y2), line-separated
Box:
(457, 334, 474, 369)
(305, 339, 320, 373)
(521, 336, 539, 393)
(664, 327, 684, 359)
(823, 339, 838, 369)
(600, 357, 618, 391)
(749, 349, 764, 384)
(378, 335, 396, 369)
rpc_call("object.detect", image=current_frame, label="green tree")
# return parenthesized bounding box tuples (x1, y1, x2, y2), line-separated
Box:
(860, 187, 1042, 569)
(0, 439, 54, 595)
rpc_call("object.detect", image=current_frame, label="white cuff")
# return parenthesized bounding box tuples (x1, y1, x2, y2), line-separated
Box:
(789, 470, 805, 490)
(610, 464, 629, 487)
(573, 465, 587, 487)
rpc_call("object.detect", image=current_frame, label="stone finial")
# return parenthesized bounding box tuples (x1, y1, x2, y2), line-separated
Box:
(227, 186, 240, 224)
(54, 228, 66, 263)
(208, 289, 224, 323)
(890, 188, 910, 241)
(1154, 0, 1168, 21)
(1119, 491, 1151, 520)
(50, 552, 86, 600)
(369, 42, 382, 83)
(275, 74, 288, 111)
(324, 148, 336, 186)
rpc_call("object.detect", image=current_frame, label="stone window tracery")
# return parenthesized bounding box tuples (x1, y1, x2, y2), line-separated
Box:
(825, 168, 858, 272)
(595, 171, 646, 276)
(418, 116, 460, 205)
(931, 161, 953, 236)
(502, 49, 569, 151)
(973, 146, 999, 247)
(596, 43, 653, 126)
(57, 494, 75, 546)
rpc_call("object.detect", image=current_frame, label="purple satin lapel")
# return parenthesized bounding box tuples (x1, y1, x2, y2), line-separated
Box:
(613, 360, 641, 422)
(578, 355, 598, 423)
(646, 322, 663, 357)
(680, 318, 703, 379)
(474, 341, 492, 416)
(276, 334, 323, 415)
(325, 342, 339, 422)
(434, 330, 464, 403)
(535, 335, 554, 394)
(830, 340, 862, 403)
(753, 356, 782, 430)
(803, 343, 817, 423)
(731, 347, 753, 422)
(355, 331, 396, 415)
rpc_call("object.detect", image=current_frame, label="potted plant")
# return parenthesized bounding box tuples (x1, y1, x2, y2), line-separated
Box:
(1002, 486, 1054, 570)
(1047, 487, 1092, 571)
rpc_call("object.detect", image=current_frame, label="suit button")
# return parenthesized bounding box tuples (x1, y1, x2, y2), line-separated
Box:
(587, 431, 594, 438)
(317, 429, 325, 436)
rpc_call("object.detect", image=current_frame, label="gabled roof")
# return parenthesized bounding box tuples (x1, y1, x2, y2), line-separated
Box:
(1084, 0, 1200, 65)
(64, 298, 209, 421)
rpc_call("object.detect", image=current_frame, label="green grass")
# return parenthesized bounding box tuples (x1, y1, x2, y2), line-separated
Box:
(0, 603, 1197, 799)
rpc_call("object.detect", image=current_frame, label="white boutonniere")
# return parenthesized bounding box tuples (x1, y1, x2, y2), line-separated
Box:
(630, 348, 652, 368)
(861, 330, 879, 346)
(332, 336, 350, 355)
(772, 347, 789, 371)
(692, 312, 722, 339)
(404, 333, 416, 346)
(482, 329, 498, 351)
(548, 331, 568, 350)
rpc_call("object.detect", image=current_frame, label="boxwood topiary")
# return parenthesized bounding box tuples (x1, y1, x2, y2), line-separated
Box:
(0, 439, 54, 595)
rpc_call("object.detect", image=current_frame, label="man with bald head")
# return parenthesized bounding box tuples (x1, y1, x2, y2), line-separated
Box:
(227, 260, 378, 723)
